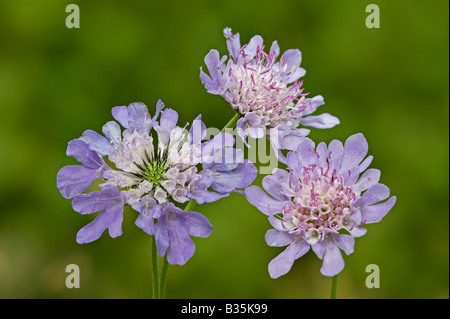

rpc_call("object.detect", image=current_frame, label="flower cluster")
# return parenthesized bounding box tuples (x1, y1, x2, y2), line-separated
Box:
(200, 27, 339, 152)
(57, 27, 395, 282)
(57, 100, 257, 265)
(245, 133, 396, 277)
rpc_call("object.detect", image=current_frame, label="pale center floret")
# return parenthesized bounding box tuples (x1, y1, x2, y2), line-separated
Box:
(226, 47, 306, 129)
(279, 164, 357, 245)
(105, 129, 201, 205)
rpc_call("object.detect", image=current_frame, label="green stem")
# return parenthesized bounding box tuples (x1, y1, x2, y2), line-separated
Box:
(159, 257, 169, 299)
(330, 275, 338, 299)
(183, 198, 197, 212)
(151, 236, 160, 299)
(221, 112, 241, 132)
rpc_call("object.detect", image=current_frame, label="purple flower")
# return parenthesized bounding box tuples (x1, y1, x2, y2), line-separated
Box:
(57, 100, 257, 264)
(200, 27, 339, 146)
(56, 139, 110, 199)
(154, 203, 213, 265)
(245, 133, 396, 277)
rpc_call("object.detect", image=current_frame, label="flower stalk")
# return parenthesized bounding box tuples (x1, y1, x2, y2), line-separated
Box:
(159, 257, 169, 299)
(330, 275, 338, 299)
(151, 236, 160, 299)
(221, 112, 241, 133)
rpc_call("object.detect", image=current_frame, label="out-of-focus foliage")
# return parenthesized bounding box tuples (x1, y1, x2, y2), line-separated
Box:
(0, 0, 448, 298)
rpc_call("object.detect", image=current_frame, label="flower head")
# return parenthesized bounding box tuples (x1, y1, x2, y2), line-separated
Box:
(200, 27, 339, 147)
(245, 133, 396, 277)
(57, 100, 257, 264)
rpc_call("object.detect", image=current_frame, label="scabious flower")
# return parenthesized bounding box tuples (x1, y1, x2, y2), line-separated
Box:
(245, 133, 396, 277)
(200, 27, 339, 154)
(57, 100, 257, 265)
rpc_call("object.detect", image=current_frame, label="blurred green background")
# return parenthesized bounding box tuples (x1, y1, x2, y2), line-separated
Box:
(0, 0, 448, 299)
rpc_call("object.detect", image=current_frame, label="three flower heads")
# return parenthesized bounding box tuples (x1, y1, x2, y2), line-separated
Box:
(57, 27, 396, 277)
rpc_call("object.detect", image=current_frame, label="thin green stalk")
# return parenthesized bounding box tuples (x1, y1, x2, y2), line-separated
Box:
(183, 198, 197, 212)
(330, 275, 338, 299)
(221, 112, 241, 132)
(159, 257, 169, 298)
(151, 236, 160, 299)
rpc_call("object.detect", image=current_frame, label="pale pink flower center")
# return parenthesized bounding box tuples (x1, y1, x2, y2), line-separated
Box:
(280, 164, 357, 244)
(226, 46, 306, 129)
